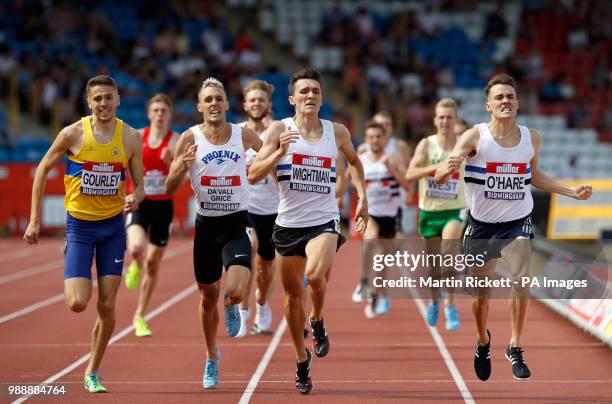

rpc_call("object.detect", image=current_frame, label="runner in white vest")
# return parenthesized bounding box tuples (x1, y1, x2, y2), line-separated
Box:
(435, 74, 592, 382)
(359, 121, 407, 318)
(405, 98, 466, 332)
(249, 68, 368, 395)
(164, 78, 262, 390)
(235, 80, 280, 338)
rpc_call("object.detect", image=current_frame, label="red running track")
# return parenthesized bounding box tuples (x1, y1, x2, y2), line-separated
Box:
(0, 237, 610, 403)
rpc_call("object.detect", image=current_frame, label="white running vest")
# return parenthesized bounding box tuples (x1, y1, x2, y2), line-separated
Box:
(190, 123, 249, 217)
(361, 152, 401, 217)
(275, 117, 339, 227)
(464, 123, 534, 223)
(240, 122, 279, 215)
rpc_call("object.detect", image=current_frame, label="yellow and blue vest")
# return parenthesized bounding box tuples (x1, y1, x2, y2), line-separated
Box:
(64, 117, 128, 221)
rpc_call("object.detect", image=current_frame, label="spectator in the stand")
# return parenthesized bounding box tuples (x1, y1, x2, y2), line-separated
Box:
(484, 1, 508, 38)
(568, 98, 590, 128)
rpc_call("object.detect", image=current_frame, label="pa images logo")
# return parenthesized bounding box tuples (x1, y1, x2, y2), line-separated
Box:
(111, 147, 121, 158)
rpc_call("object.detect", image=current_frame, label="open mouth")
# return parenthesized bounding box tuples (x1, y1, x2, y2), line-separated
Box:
(501, 107, 513, 113)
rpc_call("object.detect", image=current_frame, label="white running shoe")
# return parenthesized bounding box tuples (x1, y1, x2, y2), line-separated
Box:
(255, 302, 272, 331)
(236, 309, 250, 338)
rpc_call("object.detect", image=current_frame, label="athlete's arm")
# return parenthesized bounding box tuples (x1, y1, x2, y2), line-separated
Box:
(241, 127, 263, 152)
(434, 127, 478, 184)
(335, 122, 368, 233)
(383, 155, 411, 190)
(405, 137, 440, 181)
(529, 129, 592, 199)
(393, 139, 411, 172)
(248, 121, 298, 184)
(356, 142, 368, 155)
(23, 124, 80, 244)
(165, 129, 196, 195)
(125, 126, 144, 212)
(161, 132, 180, 168)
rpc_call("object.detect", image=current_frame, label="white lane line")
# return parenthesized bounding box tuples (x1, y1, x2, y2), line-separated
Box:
(0, 244, 190, 324)
(413, 297, 475, 404)
(0, 294, 65, 324)
(0, 259, 64, 285)
(0, 244, 56, 263)
(11, 283, 197, 404)
(239, 318, 288, 404)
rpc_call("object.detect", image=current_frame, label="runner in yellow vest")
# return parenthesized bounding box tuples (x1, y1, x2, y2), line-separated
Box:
(405, 98, 466, 331)
(23, 75, 144, 393)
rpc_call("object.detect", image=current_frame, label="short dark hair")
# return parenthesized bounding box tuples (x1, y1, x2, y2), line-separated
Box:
(364, 120, 386, 134)
(289, 68, 322, 95)
(484, 73, 516, 97)
(86, 75, 118, 94)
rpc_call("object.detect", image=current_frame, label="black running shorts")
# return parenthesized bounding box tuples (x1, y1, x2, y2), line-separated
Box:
(370, 215, 397, 239)
(193, 211, 252, 284)
(126, 199, 173, 246)
(248, 212, 277, 261)
(273, 219, 346, 257)
(462, 212, 534, 263)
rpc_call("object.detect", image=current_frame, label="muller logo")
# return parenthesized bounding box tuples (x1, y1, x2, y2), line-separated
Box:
(486, 162, 527, 174)
(293, 153, 331, 168)
(84, 162, 120, 172)
(201, 175, 241, 186)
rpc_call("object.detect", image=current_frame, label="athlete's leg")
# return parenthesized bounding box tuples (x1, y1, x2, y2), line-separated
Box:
(255, 255, 275, 304)
(240, 230, 257, 311)
(471, 259, 496, 345)
(504, 237, 531, 347)
(134, 243, 166, 318)
(441, 220, 464, 307)
(278, 253, 308, 362)
(304, 233, 338, 322)
(64, 277, 93, 312)
(225, 265, 251, 306)
(198, 281, 220, 359)
(127, 223, 147, 268)
(85, 274, 121, 375)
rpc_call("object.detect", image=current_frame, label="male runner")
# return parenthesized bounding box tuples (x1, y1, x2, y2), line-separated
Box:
(23, 75, 144, 393)
(124, 93, 179, 337)
(249, 68, 368, 394)
(164, 78, 262, 389)
(435, 73, 592, 380)
(405, 98, 464, 331)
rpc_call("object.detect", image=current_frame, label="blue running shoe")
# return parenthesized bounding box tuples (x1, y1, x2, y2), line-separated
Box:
(224, 293, 240, 337)
(445, 305, 460, 331)
(427, 301, 439, 327)
(203, 349, 221, 389)
(375, 296, 390, 315)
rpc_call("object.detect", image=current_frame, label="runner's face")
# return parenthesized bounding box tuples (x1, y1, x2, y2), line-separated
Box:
(486, 84, 519, 120)
(87, 85, 119, 122)
(198, 86, 229, 123)
(434, 106, 457, 136)
(244, 89, 270, 121)
(290, 79, 321, 115)
(373, 115, 393, 138)
(365, 127, 385, 153)
(147, 101, 172, 128)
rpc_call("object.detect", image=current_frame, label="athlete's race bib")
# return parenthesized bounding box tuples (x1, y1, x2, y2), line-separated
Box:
(143, 169, 167, 195)
(81, 161, 122, 196)
(366, 178, 395, 205)
(199, 175, 242, 211)
(425, 171, 460, 199)
(484, 162, 529, 200)
(289, 154, 333, 194)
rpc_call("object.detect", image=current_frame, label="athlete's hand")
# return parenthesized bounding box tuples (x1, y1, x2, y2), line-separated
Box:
(278, 130, 299, 155)
(445, 155, 464, 173)
(124, 193, 139, 213)
(23, 221, 40, 245)
(178, 143, 197, 171)
(571, 184, 592, 200)
(161, 147, 172, 167)
(354, 198, 368, 234)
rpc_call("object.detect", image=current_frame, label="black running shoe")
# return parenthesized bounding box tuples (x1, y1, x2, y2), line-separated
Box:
(310, 318, 330, 357)
(474, 329, 492, 381)
(505, 346, 531, 380)
(295, 349, 313, 395)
